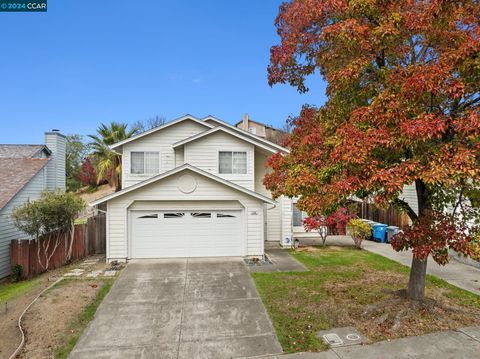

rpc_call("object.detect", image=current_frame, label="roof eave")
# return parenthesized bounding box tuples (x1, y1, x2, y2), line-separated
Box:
(90, 164, 276, 207)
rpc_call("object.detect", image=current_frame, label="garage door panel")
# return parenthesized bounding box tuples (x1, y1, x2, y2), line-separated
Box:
(131, 210, 243, 258)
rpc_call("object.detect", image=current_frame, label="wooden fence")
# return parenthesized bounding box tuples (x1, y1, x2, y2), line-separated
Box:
(354, 201, 410, 229)
(10, 214, 106, 279)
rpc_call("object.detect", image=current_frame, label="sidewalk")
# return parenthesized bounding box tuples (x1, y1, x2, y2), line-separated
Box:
(258, 326, 480, 359)
(298, 235, 480, 296)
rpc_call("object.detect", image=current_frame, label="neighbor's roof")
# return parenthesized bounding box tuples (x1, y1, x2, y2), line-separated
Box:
(90, 163, 276, 206)
(234, 118, 280, 131)
(203, 116, 289, 153)
(0, 144, 51, 158)
(0, 157, 50, 210)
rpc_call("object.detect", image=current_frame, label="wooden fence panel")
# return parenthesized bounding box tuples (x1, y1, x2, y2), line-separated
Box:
(354, 202, 410, 228)
(94, 215, 106, 254)
(10, 216, 106, 279)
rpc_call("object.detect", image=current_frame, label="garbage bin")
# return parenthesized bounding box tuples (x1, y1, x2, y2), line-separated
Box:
(386, 226, 400, 243)
(365, 221, 377, 240)
(372, 223, 388, 243)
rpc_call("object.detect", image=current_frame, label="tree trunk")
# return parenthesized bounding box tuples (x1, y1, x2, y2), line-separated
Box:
(408, 257, 427, 301)
(405, 179, 430, 301)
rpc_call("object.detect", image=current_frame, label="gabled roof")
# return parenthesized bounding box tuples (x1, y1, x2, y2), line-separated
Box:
(0, 158, 50, 210)
(0, 144, 51, 158)
(90, 164, 276, 206)
(110, 115, 213, 149)
(172, 125, 288, 154)
(202, 116, 289, 153)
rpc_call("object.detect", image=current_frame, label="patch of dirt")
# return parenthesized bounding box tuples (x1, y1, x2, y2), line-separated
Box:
(0, 256, 109, 358)
(295, 269, 479, 344)
(18, 280, 102, 359)
(0, 281, 50, 358)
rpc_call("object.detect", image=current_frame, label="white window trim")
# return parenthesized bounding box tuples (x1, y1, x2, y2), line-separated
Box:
(130, 151, 160, 176)
(217, 150, 248, 175)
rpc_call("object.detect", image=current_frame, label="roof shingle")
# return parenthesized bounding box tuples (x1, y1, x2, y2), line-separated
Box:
(0, 158, 49, 210)
(0, 144, 48, 158)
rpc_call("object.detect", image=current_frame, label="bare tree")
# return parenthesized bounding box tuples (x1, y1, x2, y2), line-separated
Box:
(132, 115, 166, 133)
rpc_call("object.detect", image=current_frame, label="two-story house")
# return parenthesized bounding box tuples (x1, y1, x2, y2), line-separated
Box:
(235, 114, 287, 144)
(91, 115, 296, 261)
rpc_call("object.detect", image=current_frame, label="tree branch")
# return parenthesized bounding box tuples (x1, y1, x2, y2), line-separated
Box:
(393, 198, 418, 222)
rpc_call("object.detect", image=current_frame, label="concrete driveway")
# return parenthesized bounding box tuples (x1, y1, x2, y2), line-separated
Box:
(69, 258, 283, 359)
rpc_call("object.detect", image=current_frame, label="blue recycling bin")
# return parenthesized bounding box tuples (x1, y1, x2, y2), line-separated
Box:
(372, 223, 388, 243)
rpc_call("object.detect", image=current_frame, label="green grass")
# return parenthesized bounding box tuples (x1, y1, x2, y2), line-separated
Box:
(252, 246, 480, 353)
(0, 277, 44, 305)
(54, 279, 114, 359)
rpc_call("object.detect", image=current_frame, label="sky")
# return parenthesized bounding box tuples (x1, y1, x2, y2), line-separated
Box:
(0, 0, 327, 144)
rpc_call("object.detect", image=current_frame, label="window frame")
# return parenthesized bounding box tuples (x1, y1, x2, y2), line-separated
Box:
(130, 151, 160, 175)
(218, 151, 247, 175)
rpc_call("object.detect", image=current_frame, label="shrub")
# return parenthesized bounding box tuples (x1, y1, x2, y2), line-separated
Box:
(303, 216, 328, 246)
(347, 219, 371, 248)
(326, 207, 356, 235)
(11, 264, 23, 282)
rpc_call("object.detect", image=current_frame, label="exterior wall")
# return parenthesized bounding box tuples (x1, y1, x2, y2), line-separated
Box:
(183, 131, 255, 190)
(106, 169, 264, 260)
(0, 167, 47, 278)
(175, 147, 184, 167)
(122, 120, 207, 188)
(281, 196, 293, 242)
(45, 132, 66, 192)
(399, 183, 419, 216)
(254, 151, 282, 241)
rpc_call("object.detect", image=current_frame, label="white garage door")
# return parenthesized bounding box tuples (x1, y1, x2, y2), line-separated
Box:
(130, 210, 244, 258)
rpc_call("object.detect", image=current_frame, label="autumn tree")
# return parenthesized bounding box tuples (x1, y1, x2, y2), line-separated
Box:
(265, 0, 479, 301)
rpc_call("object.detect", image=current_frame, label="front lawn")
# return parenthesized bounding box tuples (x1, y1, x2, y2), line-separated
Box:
(252, 246, 480, 353)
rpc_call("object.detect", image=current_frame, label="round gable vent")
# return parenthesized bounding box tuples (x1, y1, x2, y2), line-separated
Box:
(178, 174, 197, 194)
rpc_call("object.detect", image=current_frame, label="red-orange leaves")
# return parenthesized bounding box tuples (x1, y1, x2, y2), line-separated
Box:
(399, 114, 448, 141)
(266, 0, 480, 267)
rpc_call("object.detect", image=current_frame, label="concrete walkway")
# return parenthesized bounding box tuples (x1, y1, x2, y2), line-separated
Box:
(262, 326, 480, 359)
(69, 258, 282, 359)
(249, 242, 307, 273)
(299, 235, 480, 295)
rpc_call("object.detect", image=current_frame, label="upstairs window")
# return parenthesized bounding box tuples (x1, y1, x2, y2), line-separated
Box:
(131, 152, 159, 174)
(248, 127, 257, 134)
(219, 151, 247, 174)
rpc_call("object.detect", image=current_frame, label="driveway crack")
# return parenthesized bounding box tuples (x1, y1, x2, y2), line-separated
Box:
(176, 259, 189, 359)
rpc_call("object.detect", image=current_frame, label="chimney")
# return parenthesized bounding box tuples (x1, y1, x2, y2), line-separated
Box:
(242, 114, 249, 130)
(45, 130, 66, 192)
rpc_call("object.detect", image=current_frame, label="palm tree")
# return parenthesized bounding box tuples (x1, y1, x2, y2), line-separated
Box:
(88, 122, 138, 191)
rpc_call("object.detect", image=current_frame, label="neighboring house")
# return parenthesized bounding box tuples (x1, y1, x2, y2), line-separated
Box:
(0, 131, 66, 278)
(235, 114, 287, 144)
(91, 114, 297, 261)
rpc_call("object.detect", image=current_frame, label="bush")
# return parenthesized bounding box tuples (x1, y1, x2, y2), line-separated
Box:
(78, 157, 98, 188)
(346, 219, 371, 248)
(11, 264, 23, 282)
(326, 207, 356, 235)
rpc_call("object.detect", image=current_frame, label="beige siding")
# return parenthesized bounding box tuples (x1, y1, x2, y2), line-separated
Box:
(107, 169, 264, 260)
(0, 167, 47, 278)
(183, 131, 255, 190)
(122, 120, 207, 188)
(254, 151, 282, 241)
(174, 147, 184, 167)
(399, 183, 419, 216)
(281, 196, 293, 241)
